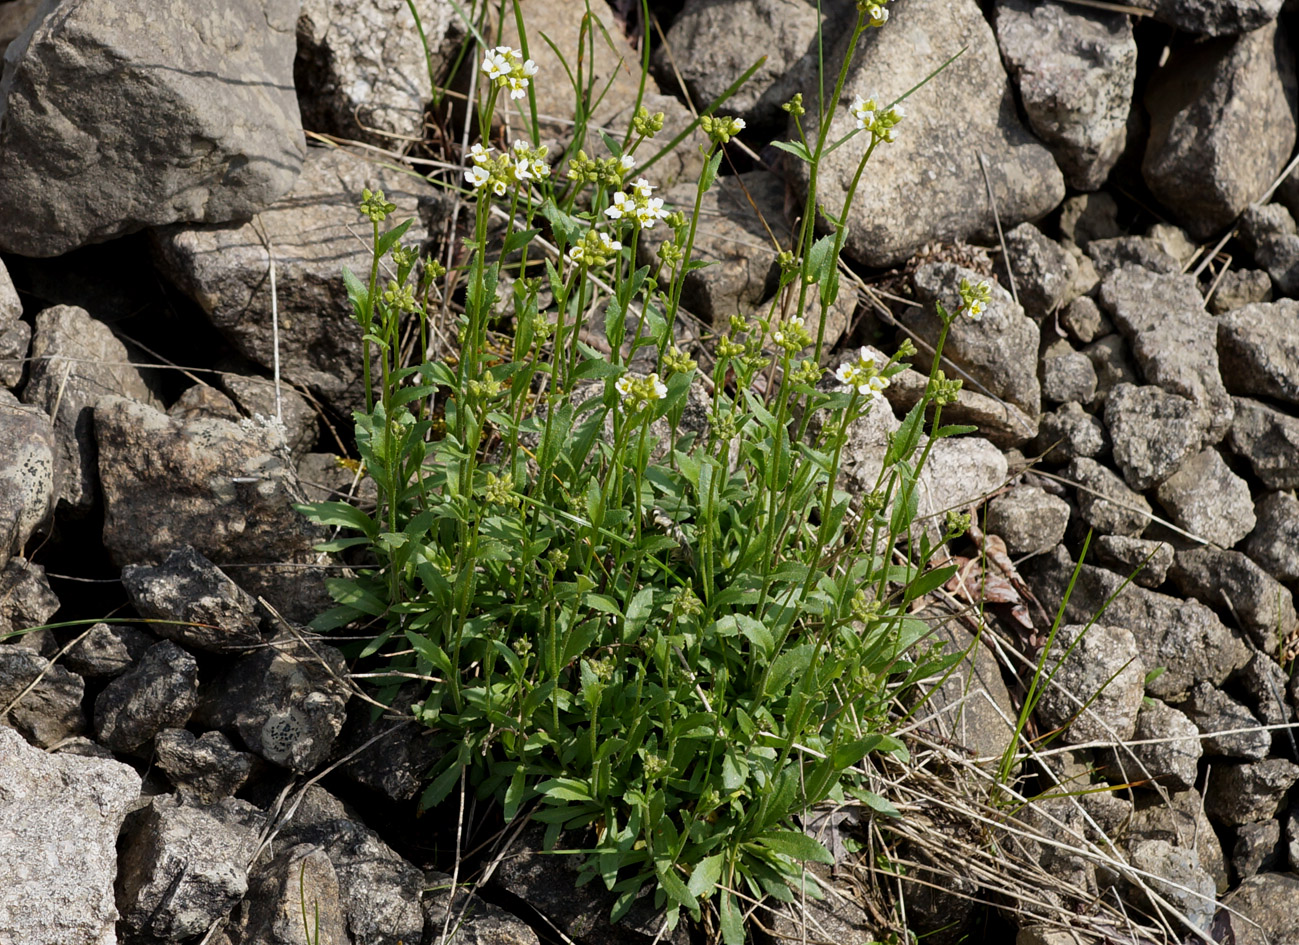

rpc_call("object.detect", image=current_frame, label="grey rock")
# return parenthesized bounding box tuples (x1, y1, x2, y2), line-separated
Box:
(0, 726, 139, 945)
(1255, 232, 1299, 293)
(117, 794, 266, 942)
(916, 621, 1018, 761)
(168, 383, 243, 424)
(1086, 236, 1181, 276)
(63, 622, 152, 677)
(1124, 839, 1216, 933)
(1143, 21, 1297, 238)
(1066, 456, 1152, 537)
(1035, 623, 1145, 744)
(198, 630, 350, 774)
(1169, 547, 1296, 655)
(423, 869, 540, 945)
(0, 319, 29, 390)
(1105, 384, 1207, 491)
(1059, 296, 1111, 345)
(94, 639, 198, 754)
(1179, 682, 1272, 760)
(1040, 341, 1097, 405)
(1081, 333, 1139, 404)
(908, 262, 1041, 416)
(995, 223, 1078, 317)
(1227, 397, 1299, 489)
(1063, 241, 1102, 305)
(1147, 222, 1200, 266)
(0, 257, 19, 327)
(297, 0, 461, 145)
(1205, 758, 1299, 825)
(0, 644, 85, 747)
(1131, 0, 1283, 36)
(121, 546, 263, 654)
(94, 396, 329, 624)
(220, 373, 319, 460)
(985, 485, 1070, 556)
(1095, 536, 1174, 588)
(761, 889, 886, 945)
(658, 0, 850, 132)
(792, 0, 1064, 267)
(154, 729, 253, 805)
(877, 353, 1038, 447)
(1232, 819, 1281, 881)
(915, 437, 1010, 529)
(489, 826, 688, 945)
(1102, 700, 1202, 792)
(1208, 267, 1272, 314)
(227, 842, 348, 945)
(833, 370, 900, 497)
(1219, 301, 1299, 407)
(1034, 402, 1107, 464)
(1099, 266, 1233, 445)
(1242, 490, 1299, 580)
(0, 557, 57, 642)
(1219, 872, 1299, 945)
(21, 304, 159, 512)
(153, 146, 430, 413)
(0, 0, 304, 256)
(498, 0, 706, 189)
(278, 790, 425, 945)
(995, 0, 1136, 191)
(656, 172, 787, 331)
(1059, 192, 1122, 249)
(1289, 808, 1299, 870)
(1239, 201, 1297, 251)
(298, 452, 378, 505)
(0, 389, 53, 569)
(1238, 651, 1293, 726)
(335, 697, 440, 802)
(1029, 547, 1248, 701)
(1155, 450, 1255, 548)
(1129, 789, 1227, 895)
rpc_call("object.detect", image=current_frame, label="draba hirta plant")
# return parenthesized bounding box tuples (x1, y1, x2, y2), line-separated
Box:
(299, 1, 978, 940)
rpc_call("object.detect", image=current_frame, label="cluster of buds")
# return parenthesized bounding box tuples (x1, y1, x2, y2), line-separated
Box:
(481, 470, 519, 507)
(700, 114, 746, 146)
(566, 149, 636, 187)
(358, 188, 397, 224)
(604, 177, 668, 229)
(633, 105, 665, 139)
(857, 0, 890, 27)
(770, 314, 812, 354)
(850, 95, 904, 142)
(615, 371, 668, 413)
(464, 141, 550, 196)
(957, 278, 992, 321)
(662, 346, 696, 376)
(832, 347, 889, 401)
(480, 45, 538, 100)
(565, 228, 622, 268)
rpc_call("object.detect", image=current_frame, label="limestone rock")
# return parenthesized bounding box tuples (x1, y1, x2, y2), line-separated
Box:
(1154, 450, 1255, 548)
(0, 390, 53, 570)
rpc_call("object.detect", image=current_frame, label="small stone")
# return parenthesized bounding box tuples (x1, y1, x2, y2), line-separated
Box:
(335, 693, 441, 802)
(1105, 384, 1207, 491)
(1128, 789, 1227, 894)
(1288, 807, 1299, 870)
(1095, 536, 1173, 588)
(1169, 547, 1296, 656)
(1219, 872, 1299, 945)
(1227, 398, 1299, 490)
(996, 222, 1078, 317)
(1238, 651, 1293, 727)
(1178, 682, 1272, 760)
(154, 729, 253, 805)
(168, 383, 242, 423)
(121, 545, 263, 654)
(226, 842, 349, 945)
(1232, 820, 1281, 881)
(1205, 758, 1299, 826)
(423, 869, 542, 945)
(1059, 296, 1111, 345)
(1208, 268, 1272, 314)
(1239, 202, 1298, 252)
(0, 645, 86, 748)
(1081, 333, 1139, 404)
(1243, 491, 1299, 582)
(1066, 457, 1152, 537)
(220, 372, 319, 460)
(1034, 402, 1107, 464)
(985, 485, 1071, 556)
(1124, 839, 1217, 932)
(1102, 699, 1202, 792)
(1035, 623, 1144, 744)
(62, 622, 152, 678)
(0, 558, 58, 642)
(1256, 233, 1299, 294)
(1040, 339, 1098, 405)
(1146, 222, 1199, 266)
(1219, 300, 1299, 407)
(94, 640, 199, 754)
(1087, 236, 1181, 276)
(1059, 192, 1122, 249)
(1154, 450, 1255, 548)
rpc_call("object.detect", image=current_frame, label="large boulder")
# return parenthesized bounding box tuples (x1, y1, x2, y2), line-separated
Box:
(0, 0, 305, 256)
(1143, 21, 1297, 238)
(0, 727, 140, 945)
(792, 0, 1064, 267)
(152, 146, 431, 413)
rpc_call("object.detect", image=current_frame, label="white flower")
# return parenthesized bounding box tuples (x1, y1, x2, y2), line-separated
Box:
(600, 233, 622, 254)
(635, 197, 667, 228)
(491, 178, 507, 197)
(530, 159, 550, 178)
(506, 76, 529, 100)
(732, 118, 747, 132)
(514, 157, 533, 181)
(648, 372, 667, 400)
(522, 58, 538, 77)
(850, 95, 877, 132)
(632, 177, 654, 200)
(619, 154, 636, 173)
(481, 49, 510, 80)
(470, 143, 493, 165)
(605, 191, 631, 220)
(965, 298, 986, 321)
(512, 140, 529, 153)
(464, 165, 490, 189)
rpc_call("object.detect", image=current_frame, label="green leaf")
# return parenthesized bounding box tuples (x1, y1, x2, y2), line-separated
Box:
(572, 357, 621, 381)
(540, 198, 583, 247)
(342, 265, 369, 317)
(700, 148, 724, 194)
(503, 766, 528, 821)
(687, 853, 724, 899)
(886, 400, 926, 466)
(933, 423, 978, 438)
(768, 139, 812, 163)
(375, 217, 414, 258)
(905, 563, 957, 602)
(295, 500, 379, 538)
(856, 789, 901, 818)
(719, 891, 744, 945)
(503, 227, 542, 255)
(754, 829, 834, 865)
